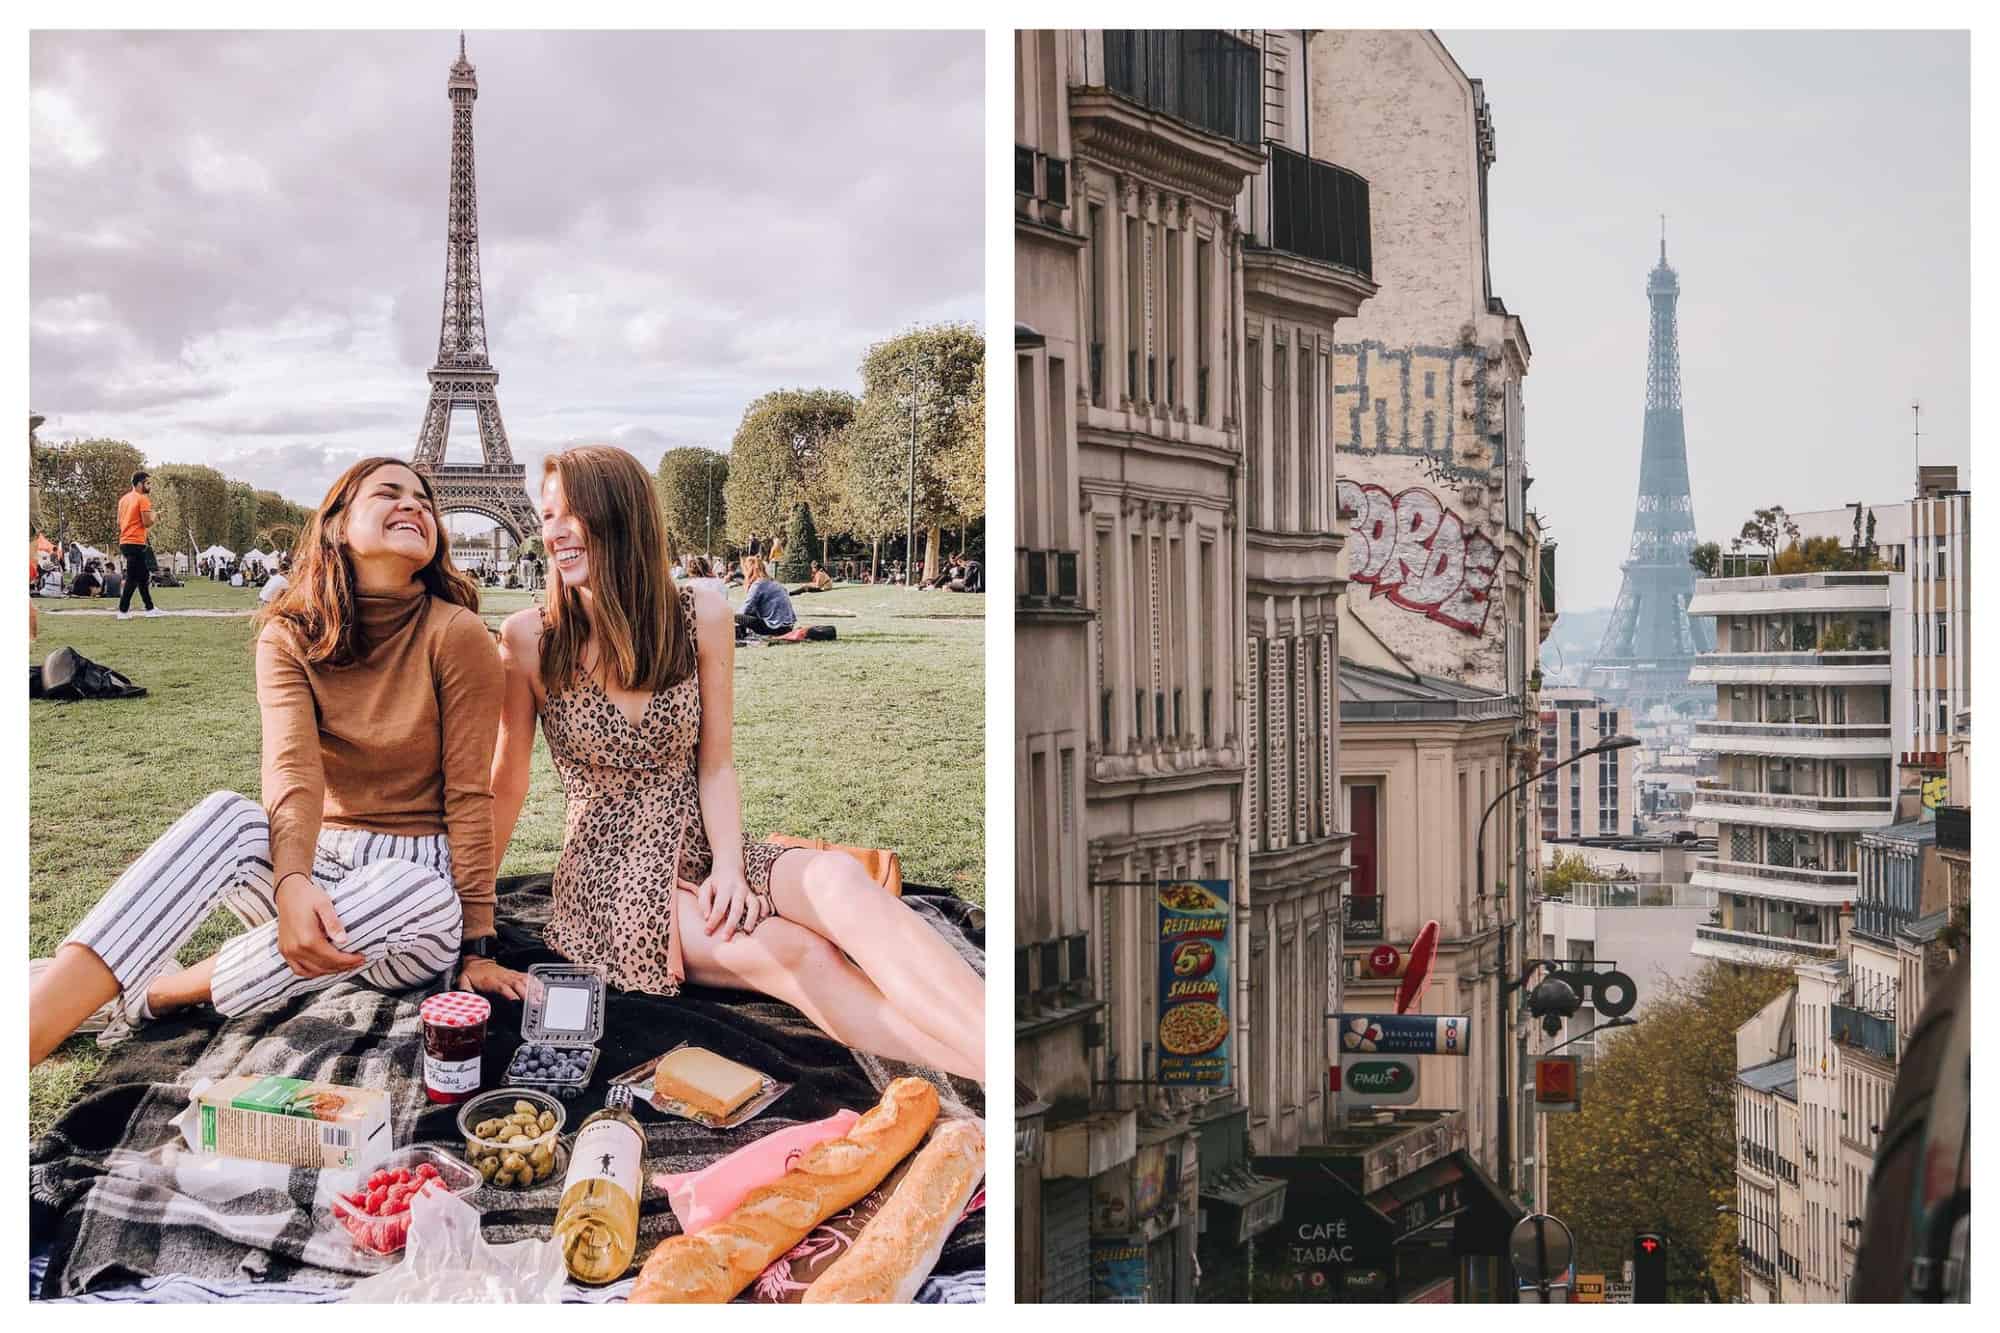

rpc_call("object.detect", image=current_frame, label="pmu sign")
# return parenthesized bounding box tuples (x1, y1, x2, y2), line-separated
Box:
(1337, 1014, 1470, 1056)
(1334, 1054, 1421, 1107)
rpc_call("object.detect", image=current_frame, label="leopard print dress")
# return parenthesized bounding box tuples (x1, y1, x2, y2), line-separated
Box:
(540, 594, 788, 996)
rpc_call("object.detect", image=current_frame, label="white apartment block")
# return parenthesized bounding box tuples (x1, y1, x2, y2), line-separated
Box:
(1538, 689, 1636, 839)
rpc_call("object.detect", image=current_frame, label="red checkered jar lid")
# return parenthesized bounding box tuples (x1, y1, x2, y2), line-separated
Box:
(420, 991, 491, 1028)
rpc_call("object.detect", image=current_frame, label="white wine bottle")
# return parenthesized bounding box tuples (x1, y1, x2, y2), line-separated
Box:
(553, 1084, 644, 1283)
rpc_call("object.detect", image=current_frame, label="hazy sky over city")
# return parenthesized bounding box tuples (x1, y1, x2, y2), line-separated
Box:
(1438, 29, 1969, 612)
(30, 30, 983, 523)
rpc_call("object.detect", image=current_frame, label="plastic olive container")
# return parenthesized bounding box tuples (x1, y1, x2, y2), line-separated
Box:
(456, 1087, 566, 1191)
(329, 1145, 481, 1255)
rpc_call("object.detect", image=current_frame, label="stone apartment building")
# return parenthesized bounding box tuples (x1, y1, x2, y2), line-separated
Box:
(1308, 29, 1550, 1203)
(1013, 28, 1378, 1303)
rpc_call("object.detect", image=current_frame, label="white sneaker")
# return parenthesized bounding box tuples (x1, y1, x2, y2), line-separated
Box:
(145, 608, 164, 617)
(116, 611, 132, 620)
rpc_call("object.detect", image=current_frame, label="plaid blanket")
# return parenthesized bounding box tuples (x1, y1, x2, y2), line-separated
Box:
(30, 875, 985, 1300)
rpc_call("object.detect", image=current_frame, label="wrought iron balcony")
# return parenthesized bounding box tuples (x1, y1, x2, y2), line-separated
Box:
(1102, 29, 1261, 150)
(1831, 1002, 1897, 1063)
(1263, 143, 1372, 278)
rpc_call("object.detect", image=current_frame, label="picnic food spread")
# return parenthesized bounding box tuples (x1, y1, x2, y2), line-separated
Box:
(459, 1090, 565, 1188)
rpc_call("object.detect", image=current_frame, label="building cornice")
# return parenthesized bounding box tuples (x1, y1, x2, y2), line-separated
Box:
(1068, 88, 1267, 208)
(1243, 246, 1379, 327)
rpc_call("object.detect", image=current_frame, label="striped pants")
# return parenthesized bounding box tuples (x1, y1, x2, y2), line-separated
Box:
(65, 791, 463, 1016)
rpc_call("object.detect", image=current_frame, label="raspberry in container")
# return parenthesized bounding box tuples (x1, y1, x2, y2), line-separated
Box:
(329, 1145, 482, 1255)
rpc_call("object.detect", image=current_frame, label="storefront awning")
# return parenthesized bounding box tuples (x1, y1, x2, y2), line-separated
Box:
(1369, 1150, 1523, 1254)
(1199, 1169, 1287, 1246)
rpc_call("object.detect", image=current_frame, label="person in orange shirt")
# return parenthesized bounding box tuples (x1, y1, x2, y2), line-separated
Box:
(115, 470, 160, 619)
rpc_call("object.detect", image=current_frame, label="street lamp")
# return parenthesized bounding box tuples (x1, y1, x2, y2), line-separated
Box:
(1488, 733, 1642, 1199)
(905, 354, 923, 587)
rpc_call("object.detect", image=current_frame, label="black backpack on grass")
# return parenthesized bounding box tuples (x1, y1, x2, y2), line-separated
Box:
(31, 646, 147, 702)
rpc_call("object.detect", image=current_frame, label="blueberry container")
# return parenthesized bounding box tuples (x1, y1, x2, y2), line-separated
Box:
(503, 962, 606, 1100)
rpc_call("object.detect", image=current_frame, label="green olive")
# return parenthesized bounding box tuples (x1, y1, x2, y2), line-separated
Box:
(537, 1111, 557, 1133)
(529, 1144, 553, 1170)
(475, 1118, 505, 1139)
(512, 1100, 537, 1117)
(478, 1156, 499, 1181)
(532, 1157, 554, 1183)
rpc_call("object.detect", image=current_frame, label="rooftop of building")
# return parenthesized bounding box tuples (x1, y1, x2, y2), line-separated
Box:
(1339, 659, 1516, 722)
(1898, 908, 1951, 944)
(1862, 818, 1939, 848)
(1739, 1054, 1798, 1101)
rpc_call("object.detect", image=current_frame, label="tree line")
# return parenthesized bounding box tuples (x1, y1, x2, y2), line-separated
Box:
(31, 438, 312, 557)
(653, 322, 984, 582)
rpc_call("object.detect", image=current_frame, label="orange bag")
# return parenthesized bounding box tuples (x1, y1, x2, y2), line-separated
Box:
(765, 835, 903, 896)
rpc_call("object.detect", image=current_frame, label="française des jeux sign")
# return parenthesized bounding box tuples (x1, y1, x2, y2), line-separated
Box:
(1336, 1014, 1471, 1056)
(1156, 880, 1231, 1085)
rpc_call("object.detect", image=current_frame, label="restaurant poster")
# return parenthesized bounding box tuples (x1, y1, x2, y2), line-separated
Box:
(1091, 1240, 1148, 1303)
(1156, 879, 1232, 1085)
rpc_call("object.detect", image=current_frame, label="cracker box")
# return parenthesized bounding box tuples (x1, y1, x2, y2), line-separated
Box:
(190, 1075, 392, 1171)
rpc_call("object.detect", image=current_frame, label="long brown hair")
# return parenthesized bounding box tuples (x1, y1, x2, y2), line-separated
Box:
(539, 445, 694, 695)
(257, 457, 480, 667)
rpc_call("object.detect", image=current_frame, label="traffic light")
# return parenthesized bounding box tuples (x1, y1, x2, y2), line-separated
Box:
(1633, 1232, 1667, 1303)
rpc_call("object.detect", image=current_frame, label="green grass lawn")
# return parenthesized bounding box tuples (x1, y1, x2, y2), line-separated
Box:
(28, 580, 985, 1137)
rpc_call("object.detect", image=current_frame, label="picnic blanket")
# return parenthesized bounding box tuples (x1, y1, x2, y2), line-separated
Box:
(29, 875, 986, 1301)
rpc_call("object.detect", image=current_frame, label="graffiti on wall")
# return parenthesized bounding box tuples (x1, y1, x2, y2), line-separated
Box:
(1336, 481, 1499, 636)
(1331, 341, 1496, 483)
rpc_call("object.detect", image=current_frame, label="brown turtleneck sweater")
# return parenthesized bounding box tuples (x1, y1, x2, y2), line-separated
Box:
(255, 584, 504, 939)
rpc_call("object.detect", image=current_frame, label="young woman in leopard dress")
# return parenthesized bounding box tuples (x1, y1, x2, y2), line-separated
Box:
(490, 445, 983, 1082)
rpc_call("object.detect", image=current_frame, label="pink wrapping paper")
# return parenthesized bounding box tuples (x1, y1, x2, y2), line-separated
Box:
(653, 1109, 862, 1234)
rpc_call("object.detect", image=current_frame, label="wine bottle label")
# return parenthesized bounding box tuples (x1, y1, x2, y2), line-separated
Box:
(565, 1119, 642, 1194)
(424, 1054, 480, 1094)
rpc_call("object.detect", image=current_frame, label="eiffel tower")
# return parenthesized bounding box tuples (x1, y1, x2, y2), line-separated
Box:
(1589, 223, 1713, 712)
(411, 34, 538, 543)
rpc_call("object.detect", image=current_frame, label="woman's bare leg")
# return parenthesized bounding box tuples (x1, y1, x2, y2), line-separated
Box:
(29, 944, 119, 1067)
(675, 890, 978, 1081)
(148, 956, 217, 1014)
(765, 850, 984, 1081)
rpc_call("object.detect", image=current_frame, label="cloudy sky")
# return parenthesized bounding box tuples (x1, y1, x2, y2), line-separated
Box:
(30, 29, 983, 530)
(1437, 29, 1969, 612)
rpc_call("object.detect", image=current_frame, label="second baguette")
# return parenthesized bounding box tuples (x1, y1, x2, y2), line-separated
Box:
(629, 1077, 940, 1303)
(801, 1118, 986, 1303)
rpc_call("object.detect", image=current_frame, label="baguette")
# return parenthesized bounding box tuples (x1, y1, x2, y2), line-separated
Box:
(801, 1118, 985, 1303)
(629, 1077, 940, 1303)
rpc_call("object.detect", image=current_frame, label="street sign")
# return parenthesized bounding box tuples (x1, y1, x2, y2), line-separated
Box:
(1336, 1014, 1471, 1056)
(1535, 1055, 1581, 1113)
(1507, 1213, 1575, 1285)
(1605, 1281, 1633, 1303)
(1574, 1273, 1606, 1303)
(1334, 1054, 1421, 1107)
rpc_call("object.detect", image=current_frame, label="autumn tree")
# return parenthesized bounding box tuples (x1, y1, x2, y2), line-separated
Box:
(31, 438, 146, 547)
(1545, 962, 1794, 1302)
(655, 446, 729, 556)
(722, 389, 856, 551)
(1730, 506, 1799, 562)
(225, 482, 259, 553)
(1541, 849, 1600, 899)
(150, 463, 233, 557)
(829, 322, 984, 582)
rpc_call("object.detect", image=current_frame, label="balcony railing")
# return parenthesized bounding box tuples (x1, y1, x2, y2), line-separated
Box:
(1102, 29, 1261, 150)
(1696, 925, 1837, 959)
(1343, 893, 1383, 941)
(1937, 804, 1970, 854)
(1545, 881, 1716, 909)
(1695, 857, 1858, 891)
(1695, 571, 1892, 595)
(1739, 1244, 1775, 1280)
(1692, 788, 1896, 816)
(1263, 142, 1372, 278)
(1694, 721, 1891, 744)
(1831, 1003, 1897, 1063)
(1695, 650, 1890, 669)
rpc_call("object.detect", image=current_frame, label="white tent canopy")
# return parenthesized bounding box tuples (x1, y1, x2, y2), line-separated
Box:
(200, 545, 236, 562)
(242, 549, 269, 567)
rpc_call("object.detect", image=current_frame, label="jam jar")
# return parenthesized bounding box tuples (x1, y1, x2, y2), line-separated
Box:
(419, 991, 491, 1105)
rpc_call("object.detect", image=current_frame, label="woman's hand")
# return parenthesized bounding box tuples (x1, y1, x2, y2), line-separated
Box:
(274, 875, 367, 977)
(691, 869, 766, 940)
(460, 956, 538, 1001)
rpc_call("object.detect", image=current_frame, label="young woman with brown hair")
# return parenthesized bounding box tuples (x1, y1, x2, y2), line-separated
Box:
(491, 445, 983, 1082)
(29, 459, 516, 1067)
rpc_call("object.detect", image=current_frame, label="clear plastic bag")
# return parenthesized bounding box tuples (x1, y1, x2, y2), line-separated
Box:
(342, 1183, 566, 1303)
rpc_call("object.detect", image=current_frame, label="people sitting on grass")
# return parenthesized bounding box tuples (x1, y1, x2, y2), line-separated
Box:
(949, 555, 983, 593)
(259, 553, 291, 605)
(487, 445, 983, 1080)
(724, 559, 746, 589)
(27, 458, 507, 1067)
(790, 561, 835, 595)
(680, 554, 727, 602)
(69, 561, 103, 599)
(734, 555, 798, 639)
